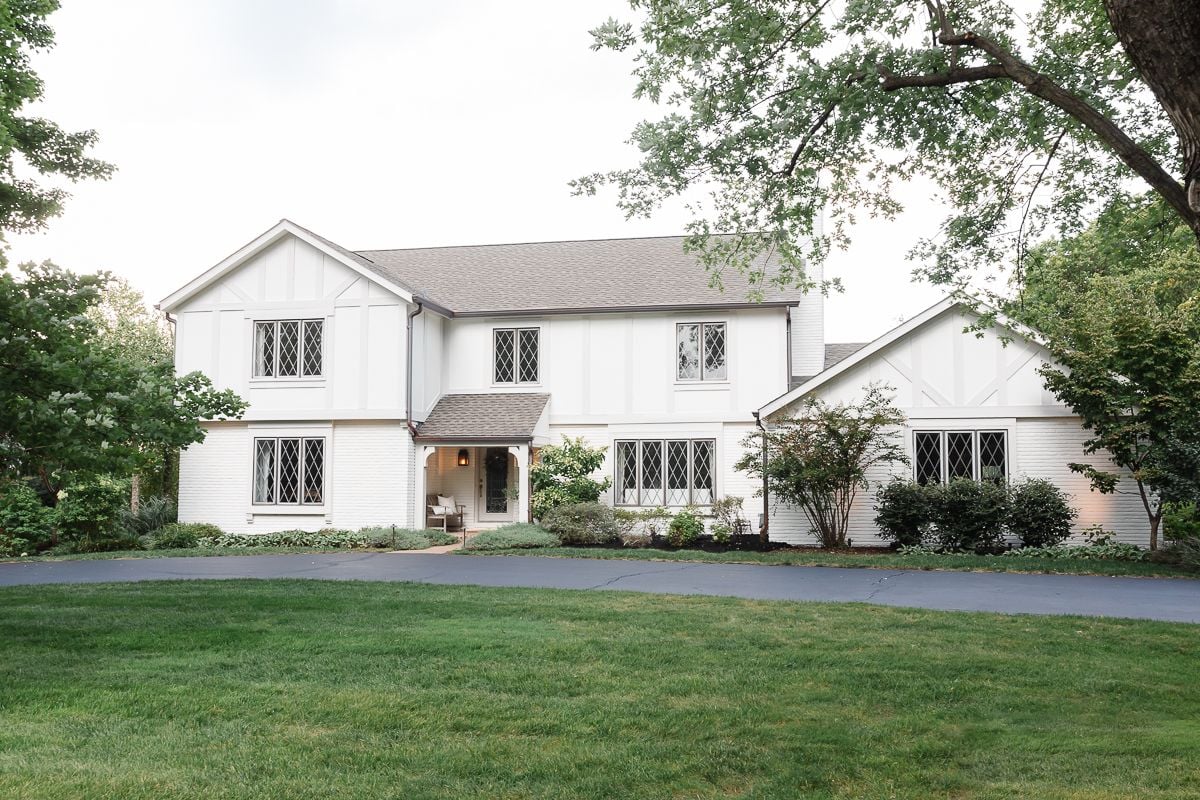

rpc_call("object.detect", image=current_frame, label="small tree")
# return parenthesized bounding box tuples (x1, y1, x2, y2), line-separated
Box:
(530, 437, 611, 521)
(737, 385, 907, 548)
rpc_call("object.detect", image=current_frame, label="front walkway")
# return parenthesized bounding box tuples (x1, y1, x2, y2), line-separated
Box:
(1, 553, 1196, 622)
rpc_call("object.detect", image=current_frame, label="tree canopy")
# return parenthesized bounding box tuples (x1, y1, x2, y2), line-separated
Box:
(0, 0, 113, 234)
(0, 263, 246, 496)
(576, 0, 1200, 291)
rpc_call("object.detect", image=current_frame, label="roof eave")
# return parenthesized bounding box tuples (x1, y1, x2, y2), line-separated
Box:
(446, 300, 799, 319)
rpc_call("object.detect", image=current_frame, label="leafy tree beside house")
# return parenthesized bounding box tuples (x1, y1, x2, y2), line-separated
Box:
(737, 385, 907, 549)
(530, 437, 612, 521)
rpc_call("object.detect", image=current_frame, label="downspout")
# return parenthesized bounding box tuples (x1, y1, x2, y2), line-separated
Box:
(405, 300, 424, 438)
(752, 410, 769, 549)
(785, 305, 793, 389)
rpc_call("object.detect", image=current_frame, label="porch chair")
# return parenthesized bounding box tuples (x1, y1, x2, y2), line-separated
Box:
(426, 494, 465, 533)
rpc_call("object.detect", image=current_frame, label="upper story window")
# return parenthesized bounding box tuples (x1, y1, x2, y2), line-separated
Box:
(677, 322, 727, 381)
(913, 430, 1008, 485)
(253, 436, 325, 506)
(494, 327, 539, 384)
(253, 320, 323, 379)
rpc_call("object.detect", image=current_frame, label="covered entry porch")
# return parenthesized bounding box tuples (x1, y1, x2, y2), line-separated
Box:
(413, 393, 551, 530)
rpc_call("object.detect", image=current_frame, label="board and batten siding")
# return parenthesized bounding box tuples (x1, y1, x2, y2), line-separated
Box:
(765, 304, 1151, 546)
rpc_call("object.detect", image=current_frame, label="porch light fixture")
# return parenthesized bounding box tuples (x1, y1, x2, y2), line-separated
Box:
(457, 449, 470, 467)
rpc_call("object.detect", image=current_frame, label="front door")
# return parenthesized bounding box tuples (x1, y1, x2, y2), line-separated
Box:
(478, 447, 512, 522)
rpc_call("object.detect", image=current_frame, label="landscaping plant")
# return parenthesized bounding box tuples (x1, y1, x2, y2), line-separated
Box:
(666, 507, 703, 548)
(540, 502, 620, 546)
(462, 524, 560, 551)
(873, 481, 930, 548)
(1006, 478, 1077, 548)
(0, 483, 54, 556)
(926, 478, 1009, 554)
(529, 437, 611, 521)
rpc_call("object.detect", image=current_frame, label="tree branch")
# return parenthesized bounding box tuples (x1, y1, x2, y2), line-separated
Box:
(878, 63, 1007, 91)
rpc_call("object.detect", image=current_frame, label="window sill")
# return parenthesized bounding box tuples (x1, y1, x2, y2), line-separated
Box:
(673, 381, 730, 391)
(249, 379, 326, 389)
(248, 506, 328, 516)
(490, 383, 543, 390)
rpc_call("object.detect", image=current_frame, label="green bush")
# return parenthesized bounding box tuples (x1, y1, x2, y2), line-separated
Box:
(0, 483, 55, 556)
(54, 478, 138, 552)
(1007, 478, 1077, 548)
(357, 527, 457, 549)
(530, 438, 612, 521)
(120, 495, 177, 536)
(540, 502, 620, 545)
(667, 508, 704, 548)
(874, 481, 930, 547)
(927, 478, 1009, 553)
(149, 522, 222, 549)
(199, 527, 450, 550)
(462, 524, 560, 551)
(1164, 503, 1200, 541)
(1002, 542, 1148, 562)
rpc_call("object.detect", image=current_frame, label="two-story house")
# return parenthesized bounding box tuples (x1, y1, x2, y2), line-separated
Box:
(161, 219, 1151, 545)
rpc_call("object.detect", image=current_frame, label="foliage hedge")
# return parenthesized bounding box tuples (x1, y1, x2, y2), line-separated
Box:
(540, 502, 620, 545)
(462, 524, 560, 551)
(149, 522, 222, 549)
(667, 508, 704, 548)
(876, 478, 1079, 553)
(0, 483, 55, 556)
(200, 527, 455, 550)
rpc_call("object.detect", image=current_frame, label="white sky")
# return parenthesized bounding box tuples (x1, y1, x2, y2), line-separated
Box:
(5, 0, 945, 343)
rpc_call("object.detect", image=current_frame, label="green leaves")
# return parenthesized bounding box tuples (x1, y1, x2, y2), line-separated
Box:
(530, 437, 612, 521)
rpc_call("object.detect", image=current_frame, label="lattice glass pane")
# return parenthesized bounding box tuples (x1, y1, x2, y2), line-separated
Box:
(485, 448, 509, 513)
(703, 323, 727, 380)
(640, 441, 664, 506)
(615, 441, 638, 504)
(277, 321, 300, 377)
(494, 329, 515, 383)
(676, 323, 700, 380)
(665, 441, 690, 506)
(979, 431, 1007, 483)
(302, 321, 323, 377)
(691, 440, 714, 505)
(253, 322, 275, 377)
(278, 438, 300, 503)
(253, 439, 275, 503)
(303, 438, 324, 504)
(914, 431, 942, 485)
(518, 328, 539, 382)
(947, 431, 974, 480)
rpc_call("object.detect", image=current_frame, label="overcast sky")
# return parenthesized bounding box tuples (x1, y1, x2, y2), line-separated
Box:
(6, 0, 945, 343)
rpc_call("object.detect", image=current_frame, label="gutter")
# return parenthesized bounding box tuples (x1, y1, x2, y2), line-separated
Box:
(405, 300, 424, 438)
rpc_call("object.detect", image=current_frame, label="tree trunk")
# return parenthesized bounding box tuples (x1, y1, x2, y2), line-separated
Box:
(130, 473, 140, 515)
(1105, 0, 1200, 216)
(1149, 514, 1160, 551)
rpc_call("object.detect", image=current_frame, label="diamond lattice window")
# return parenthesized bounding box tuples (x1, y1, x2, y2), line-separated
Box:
(252, 319, 322, 380)
(494, 327, 538, 384)
(702, 324, 727, 380)
(677, 322, 726, 381)
(947, 432, 975, 480)
(253, 437, 325, 506)
(665, 441, 690, 506)
(979, 431, 1007, 483)
(615, 439, 716, 506)
(676, 323, 700, 380)
(615, 441, 638, 504)
(914, 431, 942, 485)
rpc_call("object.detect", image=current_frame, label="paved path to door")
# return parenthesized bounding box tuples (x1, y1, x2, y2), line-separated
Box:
(1, 553, 1197, 623)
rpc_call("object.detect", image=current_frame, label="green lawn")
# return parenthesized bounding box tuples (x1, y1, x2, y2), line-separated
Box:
(464, 545, 1198, 578)
(1, 581, 1197, 799)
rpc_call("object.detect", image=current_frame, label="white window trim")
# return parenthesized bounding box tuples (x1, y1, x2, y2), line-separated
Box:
(675, 321, 729, 384)
(251, 318, 326, 382)
(911, 428, 1010, 484)
(246, 424, 332, 516)
(613, 438, 717, 508)
(492, 326, 541, 386)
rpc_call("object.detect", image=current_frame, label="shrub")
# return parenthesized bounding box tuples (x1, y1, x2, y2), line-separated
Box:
(927, 478, 1009, 553)
(1164, 502, 1200, 541)
(874, 481, 930, 547)
(149, 522, 222, 549)
(199, 528, 451, 550)
(667, 507, 704, 548)
(710, 496, 749, 539)
(462, 524, 560, 551)
(530, 438, 611, 521)
(54, 478, 137, 552)
(357, 526, 457, 549)
(0, 483, 55, 556)
(540, 502, 620, 545)
(119, 495, 178, 536)
(1002, 542, 1148, 562)
(1007, 478, 1077, 548)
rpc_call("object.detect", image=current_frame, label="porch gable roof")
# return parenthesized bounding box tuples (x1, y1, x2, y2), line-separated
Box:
(415, 393, 551, 442)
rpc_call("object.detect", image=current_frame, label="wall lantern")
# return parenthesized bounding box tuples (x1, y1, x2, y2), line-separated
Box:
(457, 449, 470, 467)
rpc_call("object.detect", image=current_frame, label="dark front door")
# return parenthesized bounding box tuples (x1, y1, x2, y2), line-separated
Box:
(480, 447, 511, 519)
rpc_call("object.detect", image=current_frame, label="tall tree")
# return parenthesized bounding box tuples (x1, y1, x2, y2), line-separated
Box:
(576, 1, 1200, 290)
(0, 0, 113, 234)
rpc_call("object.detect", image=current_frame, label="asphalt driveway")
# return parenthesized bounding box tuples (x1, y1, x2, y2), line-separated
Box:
(1, 552, 1197, 623)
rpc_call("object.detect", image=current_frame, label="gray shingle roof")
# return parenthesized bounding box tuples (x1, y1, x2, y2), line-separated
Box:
(355, 236, 803, 315)
(789, 342, 869, 388)
(416, 393, 551, 441)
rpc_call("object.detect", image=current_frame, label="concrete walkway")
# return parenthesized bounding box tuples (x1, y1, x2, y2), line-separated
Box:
(1, 552, 1197, 623)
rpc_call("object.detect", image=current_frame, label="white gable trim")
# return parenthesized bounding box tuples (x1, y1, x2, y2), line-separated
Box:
(159, 219, 415, 312)
(758, 296, 1048, 417)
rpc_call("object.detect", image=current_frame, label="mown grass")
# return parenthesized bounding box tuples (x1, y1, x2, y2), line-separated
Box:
(464, 545, 1198, 578)
(1, 580, 1198, 799)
